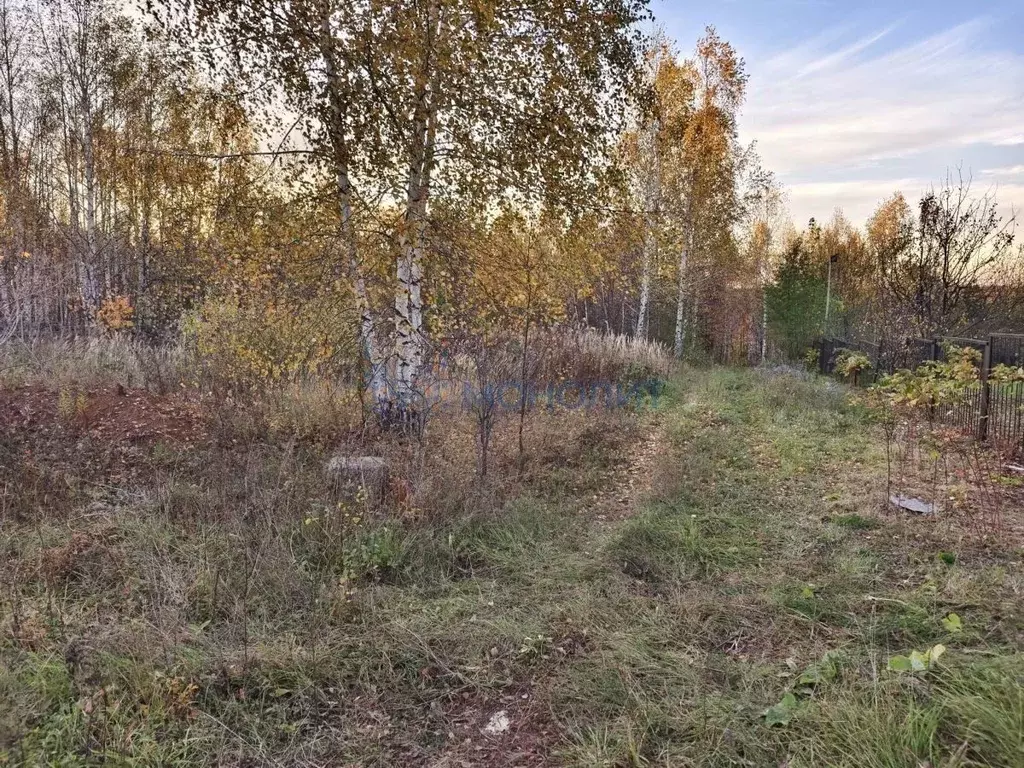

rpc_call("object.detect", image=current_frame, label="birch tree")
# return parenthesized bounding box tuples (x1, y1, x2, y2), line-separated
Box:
(0, 0, 30, 330)
(42, 0, 110, 322)
(739, 165, 784, 363)
(158, 0, 649, 425)
(670, 28, 746, 359)
(0, 0, 280, 338)
(630, 40, 665, 341)
(622, 37, 695, 342)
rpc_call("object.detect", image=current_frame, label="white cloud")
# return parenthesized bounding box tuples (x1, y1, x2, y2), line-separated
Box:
(981, 165, 1024, 178)
(785, 178, 1024, 232)
(987, 183, 1024, 218)
(740, 19, 1024, 225)
(785, 178, 927, 227)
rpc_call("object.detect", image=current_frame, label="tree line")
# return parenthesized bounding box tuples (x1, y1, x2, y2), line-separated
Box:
(0, 0, 1019, 420)
(767, 175, 1022, 363)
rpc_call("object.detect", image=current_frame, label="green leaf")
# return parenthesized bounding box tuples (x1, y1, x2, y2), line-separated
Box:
(797, 666, 822, 686)
(797, 654, 840, 688)
(888, 645, 947, 674)
(887, 655, 913, 673)
(762, 692, 798, 727)
(942, 613, 962, 633)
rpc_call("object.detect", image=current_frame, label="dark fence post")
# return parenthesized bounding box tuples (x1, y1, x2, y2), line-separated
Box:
(931, 337, 940, 361)
(978, 336, 992, 441)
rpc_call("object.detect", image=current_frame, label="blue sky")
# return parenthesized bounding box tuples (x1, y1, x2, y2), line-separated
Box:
(654, 0, 1024, 227)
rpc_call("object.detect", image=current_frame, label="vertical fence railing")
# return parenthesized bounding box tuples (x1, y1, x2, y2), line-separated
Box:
(978, 338, 992, 441)
(989, 334, 1024, 445)
(819, 333, 1024, 449)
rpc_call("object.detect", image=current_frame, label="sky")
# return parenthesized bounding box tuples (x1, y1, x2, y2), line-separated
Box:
(655, 0, 1024, 228)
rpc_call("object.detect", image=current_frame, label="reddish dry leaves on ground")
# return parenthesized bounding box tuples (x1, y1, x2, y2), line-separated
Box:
(0, 383, 203, 447)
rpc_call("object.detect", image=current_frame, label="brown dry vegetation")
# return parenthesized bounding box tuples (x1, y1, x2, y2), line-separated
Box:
(2, 346, 1023, 767)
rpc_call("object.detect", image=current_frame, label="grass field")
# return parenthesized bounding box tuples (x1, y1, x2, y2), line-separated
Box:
(2, 366, 1023, 766)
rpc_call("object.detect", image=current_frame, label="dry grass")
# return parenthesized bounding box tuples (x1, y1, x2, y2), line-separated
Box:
(1, 349, 1022, 767)
(421, 328, 673, 403)
(0, 337, 189, 394)
(530, 328, 674, 389)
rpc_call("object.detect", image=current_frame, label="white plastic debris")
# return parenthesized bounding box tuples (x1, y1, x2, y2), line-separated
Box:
(482, 710, 510, 735)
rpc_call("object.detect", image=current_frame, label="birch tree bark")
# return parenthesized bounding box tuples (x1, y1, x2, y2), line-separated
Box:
(634, 118, 659, 341)
(392, 1, 439, 418)
(673, 220, 690, 358)
(80, 72, 100, 319)
(319, 15, 387, 406)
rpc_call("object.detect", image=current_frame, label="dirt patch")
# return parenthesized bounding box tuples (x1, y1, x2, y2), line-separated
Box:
(0, 384, 56, 434)
(0, 383, 204, 447)
(422, 683, 560, 767)
(589, 415, 665, 524)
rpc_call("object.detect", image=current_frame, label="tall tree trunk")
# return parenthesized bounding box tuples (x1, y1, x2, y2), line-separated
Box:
(760, 288, 768, 364)
(758, 243, 769, 364)
(320, 15, 387, 408)
(517, 311, 531, 472)
(393, 0, 439, 414)
(635, 229, 654, 340)
(673, 201, 693, 359)
(79, 69, 100, 324)
(673, 242, 688, 359)
(634, 120, 659, 340)
(338, 168, 386, 405)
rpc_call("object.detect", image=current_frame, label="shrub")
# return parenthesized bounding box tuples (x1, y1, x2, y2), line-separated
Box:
(96, 295, 136, 333)
(875, 344, 979, 409)
(183, 295, 358, 391)
(803, 347, 820, 372)
(834, 349, 872, 384)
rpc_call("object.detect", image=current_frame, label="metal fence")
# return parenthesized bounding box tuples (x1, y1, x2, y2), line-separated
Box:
(819, 333, 1024, 448)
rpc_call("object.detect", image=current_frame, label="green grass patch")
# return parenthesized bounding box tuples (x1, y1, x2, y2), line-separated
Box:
(831, 513, 880, 530)
(3, 365, 1021, 765)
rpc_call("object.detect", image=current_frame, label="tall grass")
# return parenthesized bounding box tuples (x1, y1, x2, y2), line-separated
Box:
(1, 328, 672, 405)
(531, 329, 674, 389)
(0, 337, 189, 394)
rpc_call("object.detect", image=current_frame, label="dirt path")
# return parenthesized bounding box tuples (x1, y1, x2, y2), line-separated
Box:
(589, 414, 666, 525)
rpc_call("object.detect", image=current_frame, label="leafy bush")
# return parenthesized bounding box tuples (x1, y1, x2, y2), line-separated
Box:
(875, 344, 979, 409)
(184, 295, 357, 390)
(834, 349, 872, 383)
(990, 363, 1024, 384)
(803, 347, 820, 372)
(96, 295, 136, 333)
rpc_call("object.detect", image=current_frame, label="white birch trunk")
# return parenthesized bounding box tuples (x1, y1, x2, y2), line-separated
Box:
(320, 16, 388, 406)
(393, 1, 439, 410)
(673, 239, 688, 359)
(673, 198, 693, 359)
(634, 120, 659, 341)
(760, 257, 769, 364)
(81, 55, 98, 321)
(393, 150, 429, 408)
(339, 168, 387, 405)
